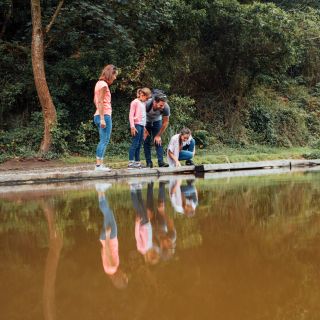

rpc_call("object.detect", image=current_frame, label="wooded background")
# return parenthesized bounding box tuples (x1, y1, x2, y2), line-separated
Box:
(2, 0, 320, 159)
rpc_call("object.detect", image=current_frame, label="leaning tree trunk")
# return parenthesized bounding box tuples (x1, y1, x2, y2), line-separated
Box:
(31, 0, 57, 153)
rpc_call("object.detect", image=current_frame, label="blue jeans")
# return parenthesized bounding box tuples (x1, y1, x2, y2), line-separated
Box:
(99, 196, 117, 240)
(94, 115, 112, 160)
(178, 138, 195, 161)
(129, 124, 144, 161)
(144, 120, 164, 165)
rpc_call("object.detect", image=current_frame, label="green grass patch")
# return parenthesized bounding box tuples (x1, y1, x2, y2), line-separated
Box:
(61, 146, 317, 167)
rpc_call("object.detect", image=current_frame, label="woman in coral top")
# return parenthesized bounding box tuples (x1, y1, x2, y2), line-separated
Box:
(93, 64, 118, 171)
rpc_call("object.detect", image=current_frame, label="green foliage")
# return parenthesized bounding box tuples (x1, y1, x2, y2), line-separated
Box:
(246, 87, 312, 147)
(167, 95, 196, 132)
(72, 120, 97, 155)
(50, 125, 70, 156)
(303, 151, 320, 159)
(248, 105, 277, 145)
(0, 111, 43, 156)
(3, 0, 320, 160)
(193, 130, 210, 149)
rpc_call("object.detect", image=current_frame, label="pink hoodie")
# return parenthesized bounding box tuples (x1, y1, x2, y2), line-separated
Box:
(135, 220, 152, 255)
(129, 98, 146, 128)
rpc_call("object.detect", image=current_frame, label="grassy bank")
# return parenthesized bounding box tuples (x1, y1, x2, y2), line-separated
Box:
(61, 146, 318, 168)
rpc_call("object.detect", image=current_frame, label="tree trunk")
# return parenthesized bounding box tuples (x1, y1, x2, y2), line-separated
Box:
(31, 0, 57, 153)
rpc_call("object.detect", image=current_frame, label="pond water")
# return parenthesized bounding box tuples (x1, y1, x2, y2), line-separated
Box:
(1, 170, 320, 320)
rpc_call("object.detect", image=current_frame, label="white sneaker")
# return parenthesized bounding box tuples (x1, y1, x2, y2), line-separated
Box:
(130, 183, 143, 191)
(134, 162, 145, 169)
(95, 183, 112, 192)
(94, 164, 111, 172)
(128, 161, 135, 169)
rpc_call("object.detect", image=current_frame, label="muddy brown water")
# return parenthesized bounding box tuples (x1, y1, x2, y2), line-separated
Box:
(1, 171, 320, 320)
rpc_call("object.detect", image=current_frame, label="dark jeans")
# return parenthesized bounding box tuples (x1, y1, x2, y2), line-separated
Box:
(129, 124, 144, 161)
(146, 181, 166, 212)
(144, 120, 164, 165)
(131, 189, 148, 225)
(179, 138, 195, 161)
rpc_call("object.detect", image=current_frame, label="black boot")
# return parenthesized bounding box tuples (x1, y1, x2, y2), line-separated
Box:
(146, 161, 153, 168)
(185, 159, 195, 166)
(158, 161, 169, 167)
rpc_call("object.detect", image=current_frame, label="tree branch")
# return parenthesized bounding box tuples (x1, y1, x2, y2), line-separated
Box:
(45, 0, 64, 34)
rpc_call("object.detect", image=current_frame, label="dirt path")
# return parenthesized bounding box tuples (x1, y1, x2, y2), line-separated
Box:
(0, 158, 84, 172)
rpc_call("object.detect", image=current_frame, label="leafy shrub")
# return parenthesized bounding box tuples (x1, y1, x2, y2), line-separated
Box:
(71, 120, 97, 155)
(0, 111, 43, 155)
(193, 130, 210, 149)
(303, 151, 320, 159)
(50, 124, 70, 155)
(168, 95, 195, 132)
(274, 108, 308, 147)
(247, 105, 277, 145)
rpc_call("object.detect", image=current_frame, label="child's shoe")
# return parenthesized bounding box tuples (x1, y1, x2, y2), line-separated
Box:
(128, 161, 136, 169)
(130, 183, 143, 191)
(134, 161, 145, 169)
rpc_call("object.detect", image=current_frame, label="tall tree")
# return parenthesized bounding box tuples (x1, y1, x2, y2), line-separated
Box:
(30, 0, 57, 153)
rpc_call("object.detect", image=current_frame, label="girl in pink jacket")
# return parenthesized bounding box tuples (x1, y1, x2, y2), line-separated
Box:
(128, 88, 151, 169)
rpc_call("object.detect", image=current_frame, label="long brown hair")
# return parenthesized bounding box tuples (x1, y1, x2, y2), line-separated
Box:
(99, 64, 118, 84)
(179, 127, 191, 147)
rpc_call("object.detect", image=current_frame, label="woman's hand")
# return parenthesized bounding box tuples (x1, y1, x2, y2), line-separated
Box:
(100, 119, 106, 128)
(175, 160, 181, 167)
(131, 127, 137, 136)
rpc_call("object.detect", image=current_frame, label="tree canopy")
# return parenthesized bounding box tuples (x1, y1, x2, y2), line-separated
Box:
(1, 0, 320, 158)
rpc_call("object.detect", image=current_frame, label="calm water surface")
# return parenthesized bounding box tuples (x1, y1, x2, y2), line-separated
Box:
(1, 171, 320, 320)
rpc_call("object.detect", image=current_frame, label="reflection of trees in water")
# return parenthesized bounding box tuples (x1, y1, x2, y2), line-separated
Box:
(1, 178, 320, 318)
(194, 179, 320, 319)
(42, 200, 63, 320)
(125, 250, 171, 319)
(2, 178, 320, 249)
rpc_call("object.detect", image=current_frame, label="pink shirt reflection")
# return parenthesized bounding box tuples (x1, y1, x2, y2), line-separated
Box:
(100, 238, 119, 275)
(135, 220, 152, 255)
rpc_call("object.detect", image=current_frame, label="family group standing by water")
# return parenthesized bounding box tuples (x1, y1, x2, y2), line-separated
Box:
(93, 64, 196, 171)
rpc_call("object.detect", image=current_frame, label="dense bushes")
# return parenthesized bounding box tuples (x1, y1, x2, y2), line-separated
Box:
(2, 0, 320, 160)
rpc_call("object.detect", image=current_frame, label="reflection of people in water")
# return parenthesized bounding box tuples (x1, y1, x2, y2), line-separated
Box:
(169, 179, 198, 217)
(96, 183, 128, 289)
(147, 181, 176, 261)
(130, 183, 160, 265)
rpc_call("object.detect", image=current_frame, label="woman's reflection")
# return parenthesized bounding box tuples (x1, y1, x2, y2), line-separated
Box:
(169, 179, 198, 217)
(96, 183, 128, 289)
